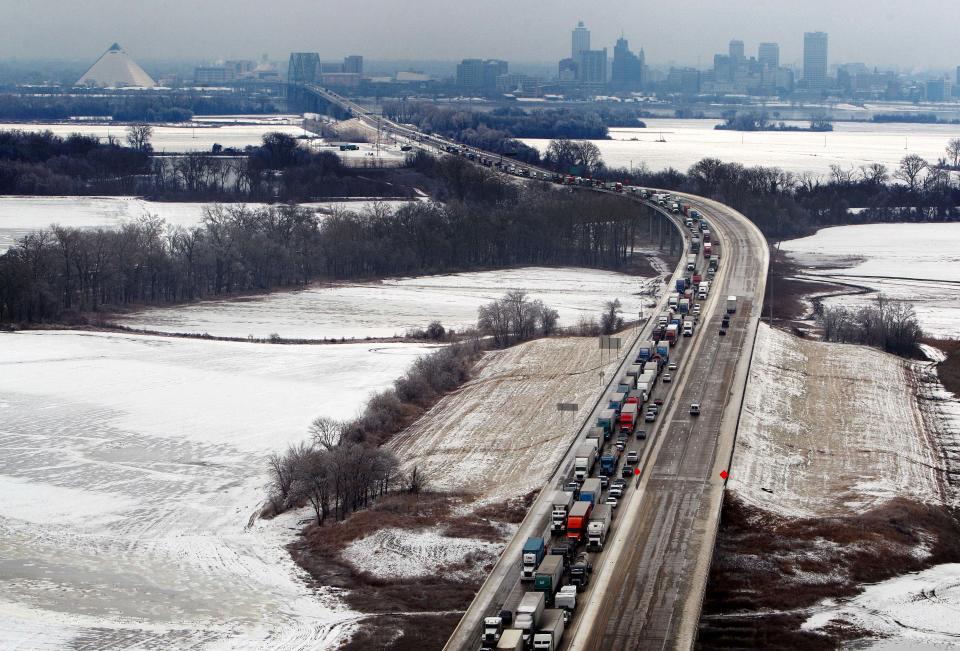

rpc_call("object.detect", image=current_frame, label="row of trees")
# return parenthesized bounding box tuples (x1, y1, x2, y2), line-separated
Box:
(817, 298, 923, 356)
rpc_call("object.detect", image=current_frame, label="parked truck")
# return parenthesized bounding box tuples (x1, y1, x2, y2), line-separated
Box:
(521, 536, 546, 581)
(573, 444, 597, 481)
(551, 492, 574, 533)
(727, 295, 737, 314)
(483, 616, 504, 645)
(579, 478, 601, 504)
(596, 409, 616, 439)
(532, 609, 565, 651)
(666, 323, 679, 345)
(619, 402, 638, 434)
(495, 629, 523, 651)
(534, 556, 564, 604)
(637, 340, 655, 362)
(515, 592, 546, 640)
(587, 503, 613, 552)
(565, 501, 593, 543)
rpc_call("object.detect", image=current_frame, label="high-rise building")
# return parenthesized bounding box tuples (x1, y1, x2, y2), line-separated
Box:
(729, 40, 745, 61)
(559, 58, 578, 81)
(343, 55, 363, 75)
(482, 60, 508, 90)
(758, 42, 780, 69)
(926, 78, 951, 102)
(611, 37, 644, 89)
(572, 21, 590, 59)
(578, 49, 607, 84)
(956, 65, 960, 86)
(803, 31, 829, 90)
(288, 52, 320, 84)
(456, 59, 484, 88)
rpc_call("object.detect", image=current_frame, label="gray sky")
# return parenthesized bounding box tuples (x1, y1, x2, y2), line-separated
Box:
(1, 0, 957, 71)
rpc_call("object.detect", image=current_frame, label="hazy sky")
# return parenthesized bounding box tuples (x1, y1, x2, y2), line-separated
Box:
(1, 0, 957, 71)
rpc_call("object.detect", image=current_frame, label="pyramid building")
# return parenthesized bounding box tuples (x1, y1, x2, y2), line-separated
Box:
(76, 43, 156, 88)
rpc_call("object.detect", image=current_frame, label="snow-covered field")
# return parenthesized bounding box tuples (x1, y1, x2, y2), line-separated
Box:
(0, 196, 419, 253)
(0, 331, 435, 649)
(117, 267, 660, 340)
(781, 222, 960, 337)
(802, 563, 960, 648)
(730, 323, 946, 518)
(390, 336, 622, 503)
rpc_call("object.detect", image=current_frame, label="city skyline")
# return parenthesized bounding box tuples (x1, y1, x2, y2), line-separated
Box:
(0, 0, 957, 71)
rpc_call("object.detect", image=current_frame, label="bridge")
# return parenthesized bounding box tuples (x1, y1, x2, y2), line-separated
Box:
(300, 84, 769, 651)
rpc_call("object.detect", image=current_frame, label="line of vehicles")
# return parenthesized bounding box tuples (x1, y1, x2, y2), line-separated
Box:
(478, 195, 738, 651)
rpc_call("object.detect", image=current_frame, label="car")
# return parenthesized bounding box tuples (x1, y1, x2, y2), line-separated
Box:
(564, 481, 580, 493)
(719, 328, 727, 336)
(615, 439, 626, 451)
(662, 373, 672, 383)
(599, 475, 609, 489)
(648, 404, 659, 415)
(605, 496, 619, 509)
(626, 450, 639, 464)
(636, 429, 647, 440)
(693, 304, 702, 314)
(616, 435, 628, 447)
(621, 464, 635, 478)
(690, 403, 701, 416)
(609, 485, 624, 498)
(668, 362, 678, 371)
(645, 411, 656, 422)
(654, 397, 664, 407)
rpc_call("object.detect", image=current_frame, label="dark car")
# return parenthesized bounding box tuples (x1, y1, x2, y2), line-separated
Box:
(622, 464, 636, 478)
(636, 429, 647, 440)
(719, 328, 727, 336)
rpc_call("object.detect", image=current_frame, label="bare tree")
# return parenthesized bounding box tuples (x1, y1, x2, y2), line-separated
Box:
(946, 138, 960, 168)
(308, 416, 344, 451)
(895, 154, 928, 193)
(406, 465, 428, 494)
(859, 162, 889, 186)
(828, 164, 855, 186)
(126, 124, 154, 152)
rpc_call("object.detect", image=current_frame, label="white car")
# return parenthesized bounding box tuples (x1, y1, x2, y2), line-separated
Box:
(662, 373, 672, 383)
(668, 362, 678, 371)
(605, 496, 619, 509)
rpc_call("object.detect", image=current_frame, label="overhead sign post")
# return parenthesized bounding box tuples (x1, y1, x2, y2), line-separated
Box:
(598, 335, 622, 363)
(556, 402, 579, 426)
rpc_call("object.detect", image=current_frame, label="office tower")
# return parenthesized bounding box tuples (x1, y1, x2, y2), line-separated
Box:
(804, 31, 829, 89)
(729, 40, 745, 61)
(572, 21, 590, 59)
(758, 42, 780, 69)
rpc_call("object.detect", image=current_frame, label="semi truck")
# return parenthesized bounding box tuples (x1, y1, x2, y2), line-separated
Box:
(703, 241, 713, 257)
(566, 501, 593, 543)
(596, 409, 616, 438)
(534, 555, 564, 604)
(551, 492, 574, 533)
(608, 392, 625, 413)
(666, 323, 679, 345)
(686, 254, 697, 271)
(495, 629, 523, 650)
(587, 503, 613, 552)
(554, 584, 577, 611)
(690, 237, 700, 253)
(626, 364, 642, 379)
(600, 450, 619, 476)
(619, 402, 638, 434)
(683, 320, 694, 337)
(656, 342, 670, 359)
(573, 444, 597, 481)
(679, 298, 690, 314)
(586, 428, 603, 451)
(709, 254, 719, 271)
(643, 361, 659, 377)
(618, 374, 635, 394)
(521, 537, 546, 581)
(515, 592, 546, 640)
(579, 478, 601, 504)
(727, 295, 737, 313)
(532, 609, 565, 651)
(636, 372, 655, 401)
(637, 340, 655, 362)
(675, 278, 686, 293)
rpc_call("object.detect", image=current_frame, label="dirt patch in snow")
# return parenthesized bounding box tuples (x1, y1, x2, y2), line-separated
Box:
(697, 495, 960, 650)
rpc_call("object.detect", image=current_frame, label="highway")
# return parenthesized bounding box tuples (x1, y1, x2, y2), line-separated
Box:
(299, 85, 770, 651)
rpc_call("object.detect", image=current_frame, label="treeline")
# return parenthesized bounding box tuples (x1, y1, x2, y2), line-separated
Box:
(267, 341, 481, 523)
(715, 112, 833, 132)
(0, 166, 649, 323)
(0, 130, 410, 199)
(817, 299, 923, 356)
(0, 91, 282, 122)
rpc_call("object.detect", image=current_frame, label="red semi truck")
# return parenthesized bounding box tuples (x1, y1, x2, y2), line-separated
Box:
(619, 402, 638, 434)
(566, 501, 594, 544)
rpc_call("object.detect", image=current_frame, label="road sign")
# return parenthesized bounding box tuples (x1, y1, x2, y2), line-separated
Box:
(556, 403, 579, 413)
(598, 336, 622, 350)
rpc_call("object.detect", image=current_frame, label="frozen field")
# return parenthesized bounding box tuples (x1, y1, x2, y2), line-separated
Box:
(389, 336, 621, 503)
(0, 196, 419, 253)
(730, 324, 947, 518)
(522, 118, 960, 178)
(802, 563, 960, 648)
(782, 222, 960, 337)
(118, 266, 660, 340)
(0, 331, 435, 649)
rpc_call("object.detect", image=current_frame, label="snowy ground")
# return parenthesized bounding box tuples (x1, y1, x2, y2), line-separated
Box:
(802, 563, 960, 648)
(781, 222, 960, 337)
(730, 323, 947, 518)
(0, 331, 435, 649)
(117, 266, 662, 340)
(0, 196, 420, 253)
(389, 336, 624, 504)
